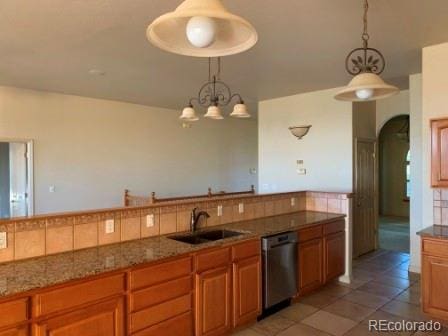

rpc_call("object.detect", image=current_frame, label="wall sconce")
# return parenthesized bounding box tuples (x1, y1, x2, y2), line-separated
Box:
(289, 125, 312, 139)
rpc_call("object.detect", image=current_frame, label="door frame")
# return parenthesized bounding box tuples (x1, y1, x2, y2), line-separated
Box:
(0, 137, 34, 216)
(353, 137, 378, 257)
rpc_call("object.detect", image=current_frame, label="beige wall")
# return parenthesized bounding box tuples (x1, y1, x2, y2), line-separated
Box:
(376, 90, 410, 134)
(0, 86, 258, 215)
(258, 88, 353, 193)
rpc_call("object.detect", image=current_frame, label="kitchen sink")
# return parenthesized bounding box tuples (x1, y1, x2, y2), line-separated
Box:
(197, 229, 243, 241)
(169, 229, 243, 245)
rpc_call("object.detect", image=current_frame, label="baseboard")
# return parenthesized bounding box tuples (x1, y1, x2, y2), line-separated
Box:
(338, 275, 352, 284)
(409, 264, 421, 274)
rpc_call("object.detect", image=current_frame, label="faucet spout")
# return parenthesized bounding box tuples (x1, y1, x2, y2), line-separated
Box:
(190, 208, 210, 233)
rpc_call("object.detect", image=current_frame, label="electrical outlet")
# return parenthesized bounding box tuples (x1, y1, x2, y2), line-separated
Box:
(238, 203, 244, 214)
(105, 219, 115, 234)
(0, 232, 7, 249)
(146, 214, 155, 228)
(217, 205, 223, 217)
(291, 198, 296, 207)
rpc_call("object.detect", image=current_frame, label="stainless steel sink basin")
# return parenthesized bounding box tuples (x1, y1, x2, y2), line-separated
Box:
(169, 229, 243, 245)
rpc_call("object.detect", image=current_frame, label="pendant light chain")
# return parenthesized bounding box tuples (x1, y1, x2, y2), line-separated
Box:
(362, 0, 370, 48)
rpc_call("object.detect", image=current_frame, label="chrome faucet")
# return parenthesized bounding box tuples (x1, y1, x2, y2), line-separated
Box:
(190, 208, 210, 233)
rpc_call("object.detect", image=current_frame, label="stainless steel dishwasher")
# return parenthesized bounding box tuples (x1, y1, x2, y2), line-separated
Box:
(261, 231, 298, 311)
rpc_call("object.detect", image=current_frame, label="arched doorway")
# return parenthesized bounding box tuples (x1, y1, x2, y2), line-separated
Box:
(378, 115, 410, 253)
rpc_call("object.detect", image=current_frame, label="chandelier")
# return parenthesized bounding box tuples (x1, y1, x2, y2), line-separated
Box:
(146, 0, 257, 57)
(335, 0, 399, 101)
(180, 58, 250, 121)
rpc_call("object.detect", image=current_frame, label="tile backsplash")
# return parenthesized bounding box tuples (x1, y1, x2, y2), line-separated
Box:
(434, 189, 448, 225)
(0, 191, 352, 263)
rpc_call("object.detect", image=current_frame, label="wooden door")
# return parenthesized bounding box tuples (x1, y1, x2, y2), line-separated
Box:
(422, 255, 448, 319)
(0, 326, 28, 336)
(431, 119, 448, 187)
(354, 139, 377, 257)
(195, 266, 231, 336)
(324, 232, 345, 282)
(232, 256, 261, 327)
(298, 238, 323, 296)
(33, 297, 124, 336)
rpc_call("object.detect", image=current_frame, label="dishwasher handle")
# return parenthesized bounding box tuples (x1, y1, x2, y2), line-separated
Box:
(262, 231, 298, 251)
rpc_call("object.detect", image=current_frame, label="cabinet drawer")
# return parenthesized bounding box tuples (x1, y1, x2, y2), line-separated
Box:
(130, 294, 191, 333)
(196, 247, 230, 272)
(422, 238, 448, 257)
(130, 257, 192, 290)
(132, 312, 193, 336)
(0, 298, 29, 329)
(298, 225, 322, 242)
(130, 276, 192, 312)
(324, 220, 345, 236)
(34, 274, 125, 317)
(232, 240, 260, 261)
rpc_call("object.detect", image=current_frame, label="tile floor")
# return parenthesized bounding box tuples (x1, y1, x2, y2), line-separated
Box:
(235, 249, 448, 336)
(379, 216, 410, 253)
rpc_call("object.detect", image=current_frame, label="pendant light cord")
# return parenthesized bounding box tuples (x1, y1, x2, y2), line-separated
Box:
(362, 0, 370, 48)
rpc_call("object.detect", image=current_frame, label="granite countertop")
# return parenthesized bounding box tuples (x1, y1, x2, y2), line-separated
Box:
(417, 225, 448, 240)
(0, 211, 344, 298)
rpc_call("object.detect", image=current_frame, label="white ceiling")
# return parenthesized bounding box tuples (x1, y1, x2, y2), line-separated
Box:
(0, 0, 447, 112)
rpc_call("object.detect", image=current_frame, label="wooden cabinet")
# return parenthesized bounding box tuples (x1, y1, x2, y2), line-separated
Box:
(297, 220, 345, 296)
(431, 118, 448, 187)
(195, 266, 232, 336)
(129, 257, 193, 336)
(298, 238, 323, 295)
(0, 326, 29, 336)
(324, 232, 345, 282)
(232, 240, 261, 328)
(421, 237, 448, 320)
(33, 297, 124, 336)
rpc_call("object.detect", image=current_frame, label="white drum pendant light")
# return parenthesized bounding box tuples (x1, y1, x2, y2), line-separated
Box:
(147, 0, 258, 57)
(335, 0, 398, 102)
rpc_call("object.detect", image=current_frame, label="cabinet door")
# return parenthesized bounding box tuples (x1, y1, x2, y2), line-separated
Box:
(195, 266, 231, 336)
(324, 232, 345, 283)
(232, 256, 261, 327)
(298, 238, 323, 296)
(431, 118, 448, 187)
(33, 297, 124, 336)
(0, 326, 28, 336)
(422, 255, 448, 320)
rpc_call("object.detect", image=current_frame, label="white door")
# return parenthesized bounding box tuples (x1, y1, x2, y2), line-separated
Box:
(9, 143, 29, 217)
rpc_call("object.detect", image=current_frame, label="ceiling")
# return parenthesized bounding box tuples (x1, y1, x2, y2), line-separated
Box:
(0, 0, 448, 112)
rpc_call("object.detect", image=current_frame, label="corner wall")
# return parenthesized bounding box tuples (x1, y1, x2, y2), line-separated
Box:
(258, 88, 353, 194)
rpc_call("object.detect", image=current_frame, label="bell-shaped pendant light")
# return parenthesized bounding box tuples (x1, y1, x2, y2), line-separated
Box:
(335, 0, 398, 102)
(230, 102, 250, 118)
(147, 0, 258, 57)
(204, 104, 224, 119)
(179, 105, 199, 121)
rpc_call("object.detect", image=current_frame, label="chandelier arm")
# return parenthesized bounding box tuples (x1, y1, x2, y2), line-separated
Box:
(230, 93, 244, 104)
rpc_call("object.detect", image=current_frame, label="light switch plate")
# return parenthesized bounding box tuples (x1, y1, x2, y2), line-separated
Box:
(238, 203, 244, 214)
(297, 168, 307, 175)
(0, 232, 7, 249)
(146, 214, 155, 228)
(217, 205, 223, 217)
(105, 219, 115, 234)
(49, 186, 55, 193)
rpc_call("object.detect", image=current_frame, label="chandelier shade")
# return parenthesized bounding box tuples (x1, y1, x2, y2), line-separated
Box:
(180, 105, 199, 121)
(335, 73, 399, 102)
(230, 103, 250, 118)
(147, 0, 258, 57)
(204, 105, 224, 119)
